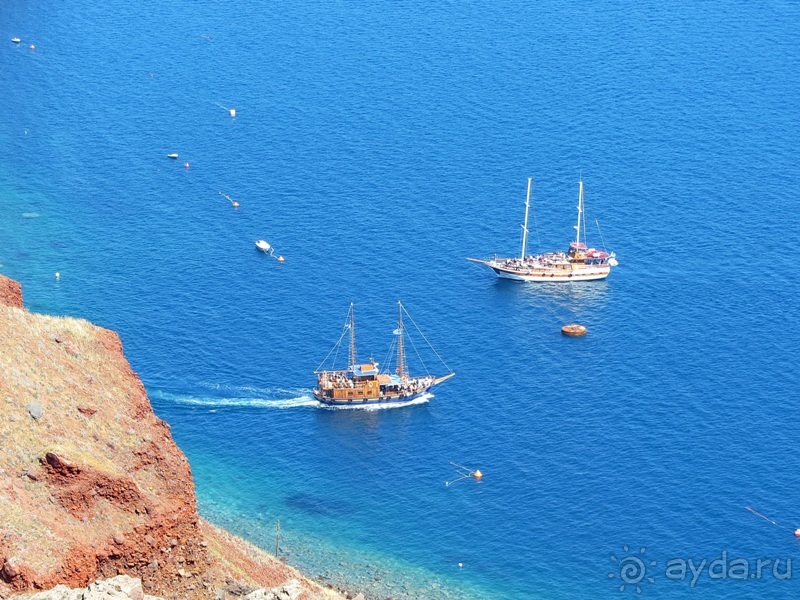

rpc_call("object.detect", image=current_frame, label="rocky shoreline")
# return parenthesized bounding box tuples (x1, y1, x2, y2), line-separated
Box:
(0, 274, 350, 600)
(7, 574, 339, 600)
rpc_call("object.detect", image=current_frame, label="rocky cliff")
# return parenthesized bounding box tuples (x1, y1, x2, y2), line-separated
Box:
(0, 276, 22, 310)
(0, 276, 344, 600)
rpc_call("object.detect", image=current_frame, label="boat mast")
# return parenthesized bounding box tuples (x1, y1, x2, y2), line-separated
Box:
(396, 302, 408, 380)
(348, 303, 357, 368)
(574, 179, 584, 247)
(521, 177, 532, 260)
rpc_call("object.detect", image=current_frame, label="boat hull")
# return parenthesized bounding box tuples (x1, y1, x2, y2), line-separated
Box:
(314, 387, 432, 406)
(468, 258, 611, 282)
(492, 265, 610, 282)
(314, 373, 454, 407)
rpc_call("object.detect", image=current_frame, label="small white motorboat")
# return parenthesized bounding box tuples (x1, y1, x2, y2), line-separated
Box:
(11, 38, 21, 44)
(167, 153, 179, 159)
(256, 240, 284, 261)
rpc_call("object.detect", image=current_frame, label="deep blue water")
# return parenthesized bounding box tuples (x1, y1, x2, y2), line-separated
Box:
(3, 1, 800, 598)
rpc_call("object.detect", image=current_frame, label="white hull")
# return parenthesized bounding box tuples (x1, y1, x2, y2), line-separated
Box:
(495, 269, 609, 282)
(467, 179, 617, 283)
(467, 258, 611, 282)
(483, 260, 610, 282)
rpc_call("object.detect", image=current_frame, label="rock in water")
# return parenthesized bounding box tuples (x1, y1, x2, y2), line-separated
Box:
(561, 324, 587, 337)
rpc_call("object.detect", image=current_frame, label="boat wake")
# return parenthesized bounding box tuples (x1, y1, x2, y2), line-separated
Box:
(150, 385, 433, 411)
(151, 388, 319, 410)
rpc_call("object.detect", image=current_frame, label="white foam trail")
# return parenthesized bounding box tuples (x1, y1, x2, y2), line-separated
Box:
(197, 382, 309, 398)
(152, 388, 433, 411)
(152, 389, 320, 409)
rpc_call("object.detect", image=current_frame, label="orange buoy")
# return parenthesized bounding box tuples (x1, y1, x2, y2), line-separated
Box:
(794, 529, 800, 538)
(561, 324, 587, 337)
(232, 201, 239, 208)
(277, 256, 285, 263)
(472, 469, 483, 479)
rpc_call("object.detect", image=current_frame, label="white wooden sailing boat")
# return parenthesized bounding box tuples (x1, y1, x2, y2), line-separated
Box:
(314, 302, 454, 406)
(467, 178, 618, 282)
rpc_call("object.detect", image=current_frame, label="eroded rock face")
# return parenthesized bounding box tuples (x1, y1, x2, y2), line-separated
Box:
(0, 277, 346, 600)
(0, 283, 207, 597)
(0, 275, 22, 308)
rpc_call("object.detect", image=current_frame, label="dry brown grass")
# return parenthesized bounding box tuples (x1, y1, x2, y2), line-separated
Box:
(0, 301, 345, 599)
(0, 305, 162, 572)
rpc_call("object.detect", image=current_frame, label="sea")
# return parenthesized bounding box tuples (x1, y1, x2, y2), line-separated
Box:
(2, 1, 800, 598)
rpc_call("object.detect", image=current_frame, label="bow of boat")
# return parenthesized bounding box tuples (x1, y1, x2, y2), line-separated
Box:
(434, 372, 455, 385)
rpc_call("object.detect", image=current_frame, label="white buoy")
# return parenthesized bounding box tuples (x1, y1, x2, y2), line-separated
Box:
(458, 563, 463, 568)
(229, 108, 236, 117)
(55, 272, 60, 279)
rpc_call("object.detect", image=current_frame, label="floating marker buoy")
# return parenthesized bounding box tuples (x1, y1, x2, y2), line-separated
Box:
(219, 191, 239, 208)
(184, 162, 190, 168)
(561, 324, 587, 337)
(29, 45, 35, 50)
(794, 529, 800, 538)
(55, 272, 60, 279)
(229, 108, 236, 117)
(458, 563, 463, 568)
(277, 256, 285, 263)
(446, 462, 484, 486)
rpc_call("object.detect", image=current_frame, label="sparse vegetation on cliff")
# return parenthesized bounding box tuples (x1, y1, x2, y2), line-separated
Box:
(0, 276, 344, 600)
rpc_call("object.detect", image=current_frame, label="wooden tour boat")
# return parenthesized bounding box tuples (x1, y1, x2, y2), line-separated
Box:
(314, 302, 454, 406)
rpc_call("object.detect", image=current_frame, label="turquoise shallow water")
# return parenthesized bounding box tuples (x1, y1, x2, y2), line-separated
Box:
(3, 1, 800, 598)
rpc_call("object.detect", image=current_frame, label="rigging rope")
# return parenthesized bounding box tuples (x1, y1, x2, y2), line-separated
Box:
(531, 196, 541, 254)
(381, 336, 397, 375)
(405, 330, 430, 376)
(314, 323, 349, 372)
(595, 218, 609, 253)
(401, 304, 453, 373)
